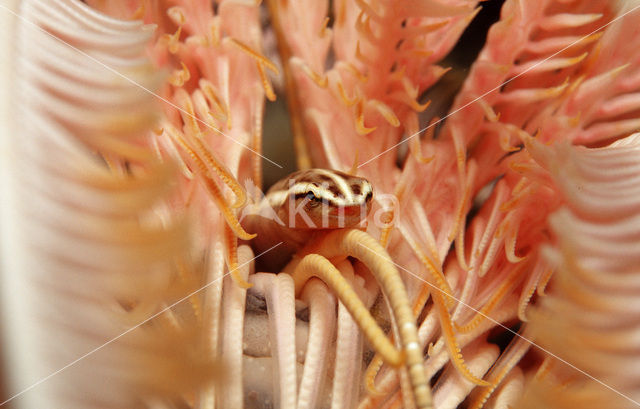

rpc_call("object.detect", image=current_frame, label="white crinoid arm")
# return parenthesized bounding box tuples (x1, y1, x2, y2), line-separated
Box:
(0, 2, 212, 408)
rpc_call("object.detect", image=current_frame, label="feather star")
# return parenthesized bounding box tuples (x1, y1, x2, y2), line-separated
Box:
(2, 1, 640, 409)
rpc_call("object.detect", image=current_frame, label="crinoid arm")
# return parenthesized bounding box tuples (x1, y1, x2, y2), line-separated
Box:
(284, 228, 433, 409)
(292, 253, 404, 367)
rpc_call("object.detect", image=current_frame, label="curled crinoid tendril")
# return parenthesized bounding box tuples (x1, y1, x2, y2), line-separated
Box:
(161, 122, 254, 240)
(283, 228, 433, 409)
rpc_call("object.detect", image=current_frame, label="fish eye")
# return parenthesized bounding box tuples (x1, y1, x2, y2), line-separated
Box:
(365, 191, 373, 201)
(306, 191, 319, 201)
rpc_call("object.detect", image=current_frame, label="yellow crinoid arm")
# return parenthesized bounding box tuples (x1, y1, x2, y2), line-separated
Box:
(163, 123, 254, 241)
(292, 254, 404, 367)
(454, 261, 526, 334)
(432, 290, 491, 387)
(224, 223, 253, 289)
(364, 354, 386, 395)
(284, 229, 433, 409)
(365, 275, 434, 396)
(164, 121, 247, 209)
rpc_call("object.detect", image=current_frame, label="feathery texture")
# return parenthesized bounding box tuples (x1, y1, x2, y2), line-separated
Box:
(516, 132, 640, 409)
(4, 0, 640, 408)
(1, 1, 216, 408)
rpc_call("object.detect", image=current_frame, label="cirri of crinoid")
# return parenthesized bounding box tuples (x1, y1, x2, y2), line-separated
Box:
(2, 1, 640, 409)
